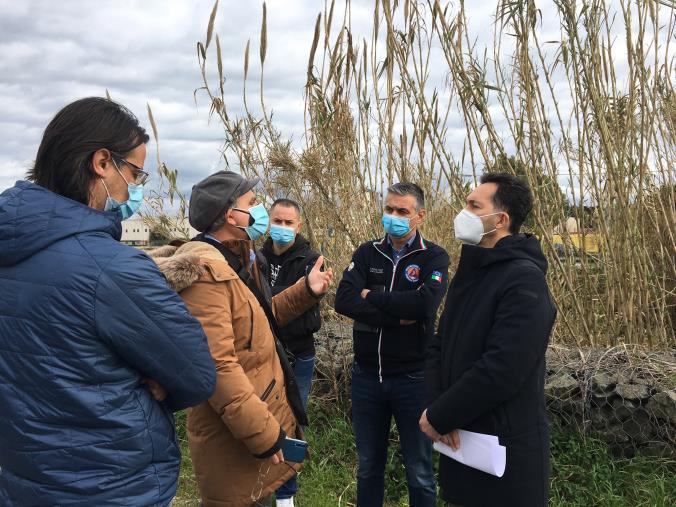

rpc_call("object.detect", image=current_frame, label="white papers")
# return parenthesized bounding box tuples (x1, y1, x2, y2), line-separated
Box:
(433, 429, 506, 477)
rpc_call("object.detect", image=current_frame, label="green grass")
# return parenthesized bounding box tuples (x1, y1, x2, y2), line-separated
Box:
(174, 411, 200, 506)
(174, 404, 675, 506)
(549, 430, 675, 506)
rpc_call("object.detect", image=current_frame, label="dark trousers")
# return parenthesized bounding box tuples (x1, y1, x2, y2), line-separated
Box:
(351, 361, 436, 507)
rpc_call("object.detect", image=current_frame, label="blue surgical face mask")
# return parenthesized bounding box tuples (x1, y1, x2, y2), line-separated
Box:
(233, 203, 269, 241)
(270, 224, 296, 245)
(382, 213, 411, 238)
(101, 166, 144, 220)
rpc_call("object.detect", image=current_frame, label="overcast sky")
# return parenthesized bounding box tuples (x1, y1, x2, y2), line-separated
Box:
(0, 0, 327, 194)
(0, 1, 667, 202)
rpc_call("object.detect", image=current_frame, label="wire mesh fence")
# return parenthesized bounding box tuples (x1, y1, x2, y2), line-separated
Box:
(545, 344, 675, 458)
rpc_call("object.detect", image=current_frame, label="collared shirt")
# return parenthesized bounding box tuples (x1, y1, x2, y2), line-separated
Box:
(204, 233, 255, 268)
(387, 232, 417, 265)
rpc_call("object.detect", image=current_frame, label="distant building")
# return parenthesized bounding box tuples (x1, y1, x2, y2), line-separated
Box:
(120, 217, 199, 246)
(552, 217, 600, 254)
(121, 218, 150, 246)
(553, 216, 580, 234)
(165, 218, 199, 241)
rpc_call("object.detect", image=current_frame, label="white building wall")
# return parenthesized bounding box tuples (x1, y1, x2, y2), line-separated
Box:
(120, 217, 199, 245)
(167, 218, 199, 240)
(121, 218, 150, 245)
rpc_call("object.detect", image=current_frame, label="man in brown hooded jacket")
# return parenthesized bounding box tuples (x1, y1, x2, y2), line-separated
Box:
(152, 171, 333, 507)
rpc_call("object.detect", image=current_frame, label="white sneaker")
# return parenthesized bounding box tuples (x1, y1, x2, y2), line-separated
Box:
(276, 497, 295, 507)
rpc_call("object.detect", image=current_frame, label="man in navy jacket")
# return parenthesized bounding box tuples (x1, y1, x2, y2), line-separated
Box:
(420, 173, 556, 507)
(335, 182, 449, 507)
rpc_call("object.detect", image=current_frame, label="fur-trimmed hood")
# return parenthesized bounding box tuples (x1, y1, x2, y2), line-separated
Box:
(149, 238, 256, 293)
(149, 242, 212, 292)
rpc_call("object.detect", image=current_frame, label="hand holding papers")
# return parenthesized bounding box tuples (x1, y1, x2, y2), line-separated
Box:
(433, 429, 506, 477)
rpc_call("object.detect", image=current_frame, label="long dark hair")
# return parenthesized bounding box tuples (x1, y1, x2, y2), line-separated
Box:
(28, 97, 150, 205)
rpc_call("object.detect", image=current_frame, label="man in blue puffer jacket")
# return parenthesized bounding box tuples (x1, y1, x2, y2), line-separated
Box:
(0, 97, 216, 506)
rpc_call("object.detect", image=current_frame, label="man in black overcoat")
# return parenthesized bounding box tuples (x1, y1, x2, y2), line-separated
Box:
(420, 172, 557, 507)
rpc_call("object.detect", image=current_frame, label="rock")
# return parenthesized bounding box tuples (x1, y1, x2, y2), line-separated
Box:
(590, 388, 616, 409)
(314, 328, 354, 386)
(544, 374, 579, 399)
(592, 371, 616, 394)
(615, 383, 650, 401)
(612, 398, 635, 422)
(545, 347, 578, 374)
(633, 408, 651, 426)
(632, 376, 652, 386)
(598, 423, 630, 444)
(623, 418, 654, 441)
(646, 390, 676, 425)
(550, 401, 583, 426)
(561, 397, 585, 417)
(318, 321, 352, 341)
(589, 408, 609, 428)
(616, 373, 652, 386)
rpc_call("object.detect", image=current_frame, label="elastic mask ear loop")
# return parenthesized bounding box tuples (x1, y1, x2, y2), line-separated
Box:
(481, 212, 503, 237)
(100, 178, 112, 198)
(233, 208, 255, 227)
(100, 156, 128, 200)
(111, 158, 132, 185)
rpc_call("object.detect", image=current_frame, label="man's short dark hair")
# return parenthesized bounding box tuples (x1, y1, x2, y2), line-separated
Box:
(28, 97, 150, 205)
(271, 198, 301, 216)
(387, 182, 425, 210)
(480, 172, 533, 233)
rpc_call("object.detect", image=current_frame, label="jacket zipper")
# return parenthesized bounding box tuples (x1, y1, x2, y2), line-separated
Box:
(372, 242, 427, 383)
(260, 378, 276, 401)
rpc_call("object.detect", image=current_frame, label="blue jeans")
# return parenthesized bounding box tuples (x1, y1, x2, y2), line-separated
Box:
(276, 355, 315, 500)
(351, 361, 436, 507)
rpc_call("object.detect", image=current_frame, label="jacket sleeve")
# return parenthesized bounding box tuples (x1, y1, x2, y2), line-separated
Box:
(270, 285, 289, 296)
(426, 266, 556, 435)
(271, 276, 319, 327)
(180, 277, 283, 457)
(365, 251, 450, 320)
(274, 255, 322, 336)
(94, 249, 216, 412)
(333, 246, 400, 327)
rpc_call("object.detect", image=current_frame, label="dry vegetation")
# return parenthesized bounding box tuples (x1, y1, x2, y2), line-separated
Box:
(154, 0, 675, 348)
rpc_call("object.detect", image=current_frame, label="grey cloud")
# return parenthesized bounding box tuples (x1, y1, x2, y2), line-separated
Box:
(0, 0, 328, 194)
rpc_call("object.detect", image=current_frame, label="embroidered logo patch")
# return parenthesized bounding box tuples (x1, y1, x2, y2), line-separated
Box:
(431, 271, 443, 283)
(405, 264, 421, 283)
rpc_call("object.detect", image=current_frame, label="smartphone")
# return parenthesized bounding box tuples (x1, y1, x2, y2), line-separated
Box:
(282, 437, 308, 463)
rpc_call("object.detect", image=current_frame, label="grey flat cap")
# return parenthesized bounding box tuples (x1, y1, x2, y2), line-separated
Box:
(189, 171, 259, 232)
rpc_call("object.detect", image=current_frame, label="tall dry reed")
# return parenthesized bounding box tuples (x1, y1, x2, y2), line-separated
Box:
(156, 0, 674, 348)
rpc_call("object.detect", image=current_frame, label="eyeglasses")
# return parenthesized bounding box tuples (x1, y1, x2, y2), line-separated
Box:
(111, 152, 150, 185)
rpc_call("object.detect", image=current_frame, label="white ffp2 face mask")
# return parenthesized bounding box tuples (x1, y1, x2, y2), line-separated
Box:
(453, 209, 502, 245)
